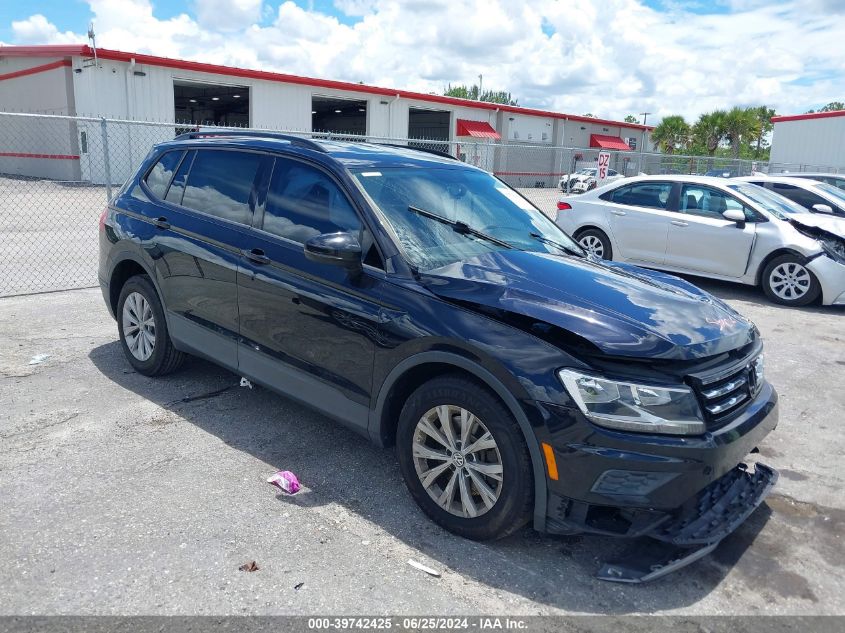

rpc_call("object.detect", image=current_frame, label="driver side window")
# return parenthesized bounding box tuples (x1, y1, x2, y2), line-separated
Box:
(679, 185, 747, 220)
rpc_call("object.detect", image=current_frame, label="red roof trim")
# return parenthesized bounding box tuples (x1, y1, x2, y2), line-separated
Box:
(0, 151, 79, 160)
(771, 110, 845, 123)
(589, 134, 632, 151)
(0, 44, 655, 131)
(456, 119, 501, 139)
(0, 59, 71, 81)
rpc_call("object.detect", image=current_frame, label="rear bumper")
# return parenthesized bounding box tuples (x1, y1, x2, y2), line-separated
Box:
(537, 381, 778, 536)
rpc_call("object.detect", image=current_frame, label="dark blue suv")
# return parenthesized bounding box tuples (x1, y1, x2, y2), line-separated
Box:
(99, 132, 778, 582)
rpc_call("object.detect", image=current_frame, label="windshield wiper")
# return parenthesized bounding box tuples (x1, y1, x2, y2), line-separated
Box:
(529, 232, 585, 257)
(408, 205, 514, 249)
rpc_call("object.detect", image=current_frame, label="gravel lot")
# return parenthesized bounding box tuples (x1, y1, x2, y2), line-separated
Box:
(0, 279, 842, 616)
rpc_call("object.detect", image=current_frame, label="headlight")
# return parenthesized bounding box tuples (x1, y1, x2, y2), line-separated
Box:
(558, 369, 706, 435)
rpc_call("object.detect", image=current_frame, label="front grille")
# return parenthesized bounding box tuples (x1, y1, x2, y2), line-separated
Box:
(689, 355, 763, 424)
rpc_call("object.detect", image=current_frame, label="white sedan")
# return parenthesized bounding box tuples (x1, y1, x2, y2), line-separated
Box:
(554, 175, 845, 306)
(735, 175, 845, 218)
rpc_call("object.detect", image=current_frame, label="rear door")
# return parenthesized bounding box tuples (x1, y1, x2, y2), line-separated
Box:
(236, 155, 384, 434)
(148, 147, 267, 370)
(602, 181, 675, 264)
(665, 184, 755, 277)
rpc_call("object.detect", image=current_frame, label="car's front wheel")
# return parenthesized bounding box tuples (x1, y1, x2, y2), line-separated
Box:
(761, 254, 821, 306)
(117, 275, 186, 376)
(396, 375, 533, 540)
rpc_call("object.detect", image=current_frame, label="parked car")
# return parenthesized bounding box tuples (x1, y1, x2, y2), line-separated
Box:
(769, 172, 845, 191)
(555, 175, 845, 306)
(559, 167, 623, 192)
(704, 168, 738, 178)
(100, 133, 780, 582)
(736, 175, 845, 217)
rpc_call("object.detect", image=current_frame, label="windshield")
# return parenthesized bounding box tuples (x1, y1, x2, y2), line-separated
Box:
(814, 181, 845, 204)
(728, 183, 809, 220)
(352, 167, 582, 271)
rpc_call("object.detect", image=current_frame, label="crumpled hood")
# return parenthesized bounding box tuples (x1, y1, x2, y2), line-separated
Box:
(420, 250, 756, 361)
(789, 213, 845, 239)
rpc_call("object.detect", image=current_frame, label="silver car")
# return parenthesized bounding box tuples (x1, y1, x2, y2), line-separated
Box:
(555, 175, 845, 306)
(736, 175, 845, 217)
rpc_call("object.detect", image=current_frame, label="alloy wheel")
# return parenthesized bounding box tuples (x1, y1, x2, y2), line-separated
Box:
(412, 405, 503, 518)
(579, 234, 605, 258)
(769, 262, 811, 301)
(122, 291, 156, 361)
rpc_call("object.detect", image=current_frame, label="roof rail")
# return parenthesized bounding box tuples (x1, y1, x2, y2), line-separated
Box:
(173, 130, 327, 153)
(370, 142, 459, 161)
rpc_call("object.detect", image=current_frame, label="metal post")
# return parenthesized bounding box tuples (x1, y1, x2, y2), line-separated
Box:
(100, 117, 113, 201)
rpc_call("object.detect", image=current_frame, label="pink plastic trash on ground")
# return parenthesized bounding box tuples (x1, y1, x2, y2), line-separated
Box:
(267, 470, 301, 494)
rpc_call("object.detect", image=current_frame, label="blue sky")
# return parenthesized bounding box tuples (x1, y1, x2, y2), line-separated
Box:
(2, 0, 843, 121)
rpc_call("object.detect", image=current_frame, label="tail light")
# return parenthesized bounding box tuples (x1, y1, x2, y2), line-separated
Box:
(557, 201, 572, 211)
(99, 207, 108, 231)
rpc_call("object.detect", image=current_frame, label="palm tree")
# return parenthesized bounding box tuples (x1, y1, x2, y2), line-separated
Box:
(692, 110, 725, 170)
(722, 107, 756, 159)
(750, 106, 776, 159)
(651, 115, 690, 154)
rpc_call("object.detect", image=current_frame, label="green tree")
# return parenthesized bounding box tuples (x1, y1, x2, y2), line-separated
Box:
(651, 115, 690, 154)
(750, 105, 776, 159)
(692, 110, 725, 167)
(443, 84, 518, 106)
(722, 106, 757, 159)
(624, 115, 640, 124)
(805, 101, 844, 113)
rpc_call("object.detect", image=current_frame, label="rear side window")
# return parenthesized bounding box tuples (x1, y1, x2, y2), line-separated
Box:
(262, 158, 361, 243)
(605, 182, 672, 209)
(165, 150, 194, 205)
(144, 151, 182, 199)
(180, 150, 263, 224)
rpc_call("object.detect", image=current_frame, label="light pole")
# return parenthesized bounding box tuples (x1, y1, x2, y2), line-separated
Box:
(478, 74, 483, 100)
(639, 112, 650, 174)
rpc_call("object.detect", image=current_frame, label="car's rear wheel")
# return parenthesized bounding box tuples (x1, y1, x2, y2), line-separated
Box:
(396, 375, 533, 541)
(117, 275, 185, 376)
(761, 254, 820, 306)
(575, 228, 612, 260)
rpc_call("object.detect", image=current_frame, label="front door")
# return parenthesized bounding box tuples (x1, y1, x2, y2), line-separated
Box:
(237, 155, 384, 433)
(665, 184, 756, 277)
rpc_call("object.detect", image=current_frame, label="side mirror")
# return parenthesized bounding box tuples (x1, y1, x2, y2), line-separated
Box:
(812, 203, 834, 214)
(722, 208, 746, 224)
(304, 232, 362, 270)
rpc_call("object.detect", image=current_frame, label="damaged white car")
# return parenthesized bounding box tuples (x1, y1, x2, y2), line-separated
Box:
(554, 175, 845, 307)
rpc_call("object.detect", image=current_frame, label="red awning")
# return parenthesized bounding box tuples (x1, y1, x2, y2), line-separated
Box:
(589, 134, 632, 151)
(456, 119, 501, 139)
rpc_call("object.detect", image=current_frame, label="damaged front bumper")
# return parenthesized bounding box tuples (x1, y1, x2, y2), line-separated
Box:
(807, 255, 845, 305)
(536, 380, 779, 582)
(597, 461, 778, 583)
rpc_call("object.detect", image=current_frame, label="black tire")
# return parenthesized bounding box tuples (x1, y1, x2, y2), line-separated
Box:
(396, 375, 533, 541)
(761, 254, 821, 307)
(117, 275, 186, 376)
(575, 228, 613, 260)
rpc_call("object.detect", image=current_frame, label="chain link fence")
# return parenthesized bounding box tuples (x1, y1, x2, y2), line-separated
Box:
(1, 110, 843, 296)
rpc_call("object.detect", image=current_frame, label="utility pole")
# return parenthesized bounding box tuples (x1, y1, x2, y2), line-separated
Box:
(639, 111, 651, 173)
(478, 74, 483, 100)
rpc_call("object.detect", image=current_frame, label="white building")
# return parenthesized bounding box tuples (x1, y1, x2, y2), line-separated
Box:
(0, 44, 653, 184)
(770, 110, 845, 172)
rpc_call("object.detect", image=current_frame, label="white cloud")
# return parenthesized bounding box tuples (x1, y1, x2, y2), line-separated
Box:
(11, 14, 80, 44)
(193, 0, 263, 31)
(6, 0, 845, 123)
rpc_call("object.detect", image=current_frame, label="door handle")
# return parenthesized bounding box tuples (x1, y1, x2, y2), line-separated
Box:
(610, 210, 626, 216)
(242, 248, 270, 265)
(671, 220, 689, 227)
(153, 216, 170, 230)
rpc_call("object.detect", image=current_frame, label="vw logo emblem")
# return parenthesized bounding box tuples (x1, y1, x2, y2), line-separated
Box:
(747, 365, 759, 394)
(453, 452, 465, 468)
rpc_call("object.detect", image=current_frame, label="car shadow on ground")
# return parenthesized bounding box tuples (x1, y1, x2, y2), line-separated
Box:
(88, 341, 778, 613)
(682, 276, 845, 316)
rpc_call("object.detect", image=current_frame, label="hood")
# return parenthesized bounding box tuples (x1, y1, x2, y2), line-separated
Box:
(789, 213, 845, 239)
(420, 250, 756, 361)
